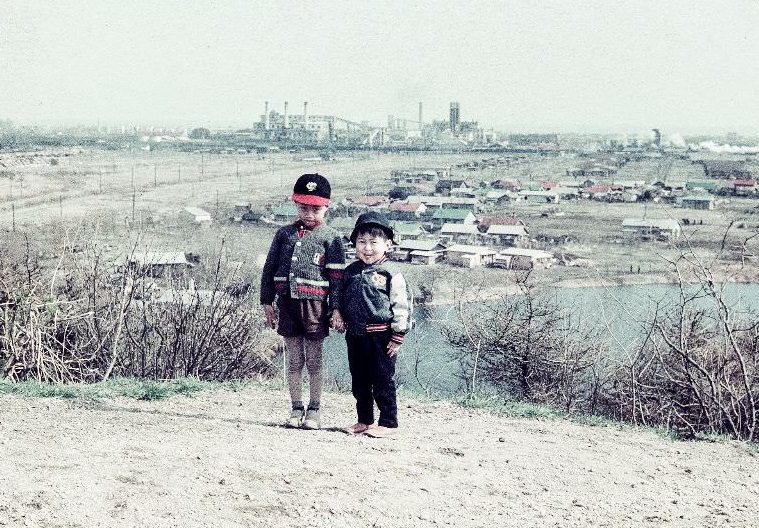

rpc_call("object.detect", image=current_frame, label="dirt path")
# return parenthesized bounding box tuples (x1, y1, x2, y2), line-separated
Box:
(1, 385, 756, 527)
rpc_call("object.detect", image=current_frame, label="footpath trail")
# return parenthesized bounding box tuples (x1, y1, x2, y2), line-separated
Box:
(1, 384, 757, 528)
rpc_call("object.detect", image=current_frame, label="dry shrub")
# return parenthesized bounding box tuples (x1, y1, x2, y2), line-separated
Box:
(443, 272, 609, 413)
(0, 228, 275, 383)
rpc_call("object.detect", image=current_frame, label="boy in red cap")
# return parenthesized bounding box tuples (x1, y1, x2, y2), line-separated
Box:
(260, 173, 346, 429)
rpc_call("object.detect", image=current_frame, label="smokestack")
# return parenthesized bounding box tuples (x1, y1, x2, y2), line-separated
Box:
(418, 102, 423, 126)
(264, 101, 270, 130)
(284, 101, 289, 128)
(303, 101, 308, 128)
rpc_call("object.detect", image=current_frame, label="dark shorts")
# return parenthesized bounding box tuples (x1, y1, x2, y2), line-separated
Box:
(276, 296, 329, 339)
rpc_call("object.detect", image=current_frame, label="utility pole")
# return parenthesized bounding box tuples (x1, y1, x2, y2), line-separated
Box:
(154, 164, 157, 187)
(11, 203, 15, 231)
(132, 188, 136, 222)
(178, 162, 181, 183)
(99, 169, 102, 193)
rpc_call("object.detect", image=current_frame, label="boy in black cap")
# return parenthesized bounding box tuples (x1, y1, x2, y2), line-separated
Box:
(260, 173, 346, 430)
(334, 212, 412, 438)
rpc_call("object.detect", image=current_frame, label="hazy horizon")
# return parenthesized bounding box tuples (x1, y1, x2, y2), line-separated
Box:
(3, 1, 759, 137)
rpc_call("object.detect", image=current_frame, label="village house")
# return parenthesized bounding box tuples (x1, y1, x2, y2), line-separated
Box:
(444, 244, 497, 268)
(127, 251, 197, 278)
(440, 223, 482, 245)
(481, 190, 513, 207)
(491, 179, 521, 191)
(622, 218, 682, 241)
(436, 179, 469, 196)
(393, 239, 446, 265)
(581, 183, 613, 200)
(388, 200, 427, 220)
(733, 179, 757, 196)
(431, 208, 477, 228)
(492, 248, 555, 270)
(272, 202, 298, 223)
(391, 222, 426, 243)
(680, 195, 715, 210)
(485, 224, 529, 247)
(477, 214, 525, 231)
(182, 207, 212, 227)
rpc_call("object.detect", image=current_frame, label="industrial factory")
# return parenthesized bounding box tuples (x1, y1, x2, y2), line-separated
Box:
(252, 100, 497, 150)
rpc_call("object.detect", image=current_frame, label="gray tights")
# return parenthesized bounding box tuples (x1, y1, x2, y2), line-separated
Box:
(283, 336, 323, 409)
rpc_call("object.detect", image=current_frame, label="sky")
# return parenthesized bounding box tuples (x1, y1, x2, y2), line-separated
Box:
(2, 0, 759, 135)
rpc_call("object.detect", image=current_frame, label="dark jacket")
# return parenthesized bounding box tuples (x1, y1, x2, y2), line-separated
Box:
(340, 256, 412, 344)
(260, 222, 346, 310)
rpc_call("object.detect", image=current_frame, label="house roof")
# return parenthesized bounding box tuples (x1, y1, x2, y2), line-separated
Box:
(389, 201, 424, 212)
(129, 251, 191, 266)
(582, 183, 613, 194)
(497, 248, 554, 259)
(432, 208, 475, 220)
(734, 179, 756, 187)
(398, 239, 445, 252)
(272, 203, 298, 215)
(441, 223, 480, 234)
(184, 206, 211, 218)
(486, 225, 528, 236)
(391, 222, 425, 235)
(445, 244, 497, 256)
(622, 218, 681, 231)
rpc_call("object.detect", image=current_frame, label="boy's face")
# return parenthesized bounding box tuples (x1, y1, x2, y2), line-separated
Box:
(296, 203, 328, 228)
(355, 232, 392, 265)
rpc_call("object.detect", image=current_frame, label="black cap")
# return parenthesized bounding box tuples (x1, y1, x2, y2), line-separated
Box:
(292, 173, 331, 206)
(350, 211, 394, 244)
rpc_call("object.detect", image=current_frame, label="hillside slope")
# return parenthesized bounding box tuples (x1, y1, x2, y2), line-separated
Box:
(1, 385, 756, 527)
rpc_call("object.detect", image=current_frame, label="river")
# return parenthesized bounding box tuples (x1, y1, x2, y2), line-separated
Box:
(319, 282, 759, 397)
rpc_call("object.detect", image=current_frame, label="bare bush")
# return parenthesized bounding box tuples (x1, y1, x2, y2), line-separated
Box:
(603, 227, 759, 441)
(443, 272, 609, 412)
(0, 227, 275, 383)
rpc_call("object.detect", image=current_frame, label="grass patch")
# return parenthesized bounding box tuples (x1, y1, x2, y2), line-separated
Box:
(0, 376, 270, 401)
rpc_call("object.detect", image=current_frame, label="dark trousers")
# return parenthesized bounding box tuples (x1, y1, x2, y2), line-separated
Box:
(346, 332, 398, 428)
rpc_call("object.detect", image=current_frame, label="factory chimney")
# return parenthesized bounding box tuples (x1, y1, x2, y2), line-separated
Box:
(264, 101, 270, 130)
(284, 101, 289, 128)
(303, 101, 308, 129)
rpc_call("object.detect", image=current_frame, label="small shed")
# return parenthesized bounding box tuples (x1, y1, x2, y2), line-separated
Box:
(680, 195, 715, 210)
(440, 223, 481, 245)
(493, 248, 555, 270)
(486, 224, 529, 247)
(183, 206, 212, 227)
(444, 244, 497, 268)
(394, 239, 446, 265)
(431, 208, 477, 227)
(127, 251, 196, 277)
(622, 218, 682, 240)
(272, 203, 298, 223)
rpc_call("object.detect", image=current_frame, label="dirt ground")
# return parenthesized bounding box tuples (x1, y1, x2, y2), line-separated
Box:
(1, 384, 757, 528)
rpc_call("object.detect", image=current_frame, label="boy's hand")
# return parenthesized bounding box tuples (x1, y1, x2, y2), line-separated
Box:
(386, 340, 401, 357)
(263, 304, 276, 329)
(330, 310, 345, 333)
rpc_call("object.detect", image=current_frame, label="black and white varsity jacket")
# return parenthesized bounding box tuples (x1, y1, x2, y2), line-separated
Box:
(260, 221, 346, 310)
(339, 256, 412, 345)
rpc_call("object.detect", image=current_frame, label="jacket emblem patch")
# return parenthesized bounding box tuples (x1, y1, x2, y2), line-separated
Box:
(313, 252, 325, 265)
(370, 272, 387, 289)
